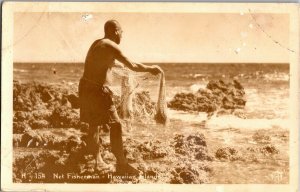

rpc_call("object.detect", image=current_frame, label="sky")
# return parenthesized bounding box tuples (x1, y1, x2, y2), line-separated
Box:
(13, 12, 289, 63)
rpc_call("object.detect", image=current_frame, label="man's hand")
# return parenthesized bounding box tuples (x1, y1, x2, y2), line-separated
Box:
(150, 65, 163, 75)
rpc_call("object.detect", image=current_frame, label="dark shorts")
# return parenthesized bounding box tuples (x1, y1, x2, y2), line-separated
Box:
(79, 78, 120, 125)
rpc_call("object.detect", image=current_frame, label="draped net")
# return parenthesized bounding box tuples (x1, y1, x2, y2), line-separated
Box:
(109, 64, 168, 125)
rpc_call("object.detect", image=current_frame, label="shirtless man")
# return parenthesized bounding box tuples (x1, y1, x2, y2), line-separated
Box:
(79, 20, 162, 175)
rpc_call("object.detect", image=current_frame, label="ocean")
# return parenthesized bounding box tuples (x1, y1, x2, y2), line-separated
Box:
(14, 62, 289, 121)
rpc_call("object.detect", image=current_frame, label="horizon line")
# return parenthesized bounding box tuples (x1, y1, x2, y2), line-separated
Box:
(13, 62, 289, 65)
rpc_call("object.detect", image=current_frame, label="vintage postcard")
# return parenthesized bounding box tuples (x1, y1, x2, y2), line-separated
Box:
(1, 2, 299, 192)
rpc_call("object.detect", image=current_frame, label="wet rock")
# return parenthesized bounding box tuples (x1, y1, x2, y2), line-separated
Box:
(13, 81, 157, 130)
(31, 110, 52, 121)
(14, 111, 31, 121)
(170, 162, 209, 184)
(13, 154, 38, 182)
(232, 109, 247, 119)
(61, 95, 71, 107)
(187, 133, 207, 147)
(173, 134, 186, 154)
(215, 147, 244, 161)
(67, 94, 80, 109)
(168, 80, 246, 113)
(65, 136, 83, 152)
(27, 135, 44, 147)
(173, 133, 213, 161)
(20, 131, 37, 146)
(247, 144, 279, 157)
(195, 147, 214, 161)
(13, 134, 23, 147)
(14, 132, 100, 182)
(13, 129, 215, 184)
(50, 106, 80, 128)
(137, 140, 169, 159)
(123, 138, 144, 162)
(13, 122, 31, 134)
(41, 90, 53, 102)
(252, 131, 271, 144)
(260, 145, 279, 155)
(29, 119, 50, 129)
(277, 131, 289, 142)
(41, 134, 58, 149)
(123, 138, 171, 161)
(233, 80, 243, 90)
(20, 130, 44, 147)
(13, 151, 67, 183)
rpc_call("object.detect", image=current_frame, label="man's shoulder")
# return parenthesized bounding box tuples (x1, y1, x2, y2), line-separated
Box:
(92, 38, 120, 54)
(100, 39, 119, 48)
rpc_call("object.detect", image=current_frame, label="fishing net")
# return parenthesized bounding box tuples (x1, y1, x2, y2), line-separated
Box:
(109, 63, 168, 125)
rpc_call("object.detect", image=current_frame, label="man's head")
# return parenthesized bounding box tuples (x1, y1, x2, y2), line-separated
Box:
(104, 20, 123, 44)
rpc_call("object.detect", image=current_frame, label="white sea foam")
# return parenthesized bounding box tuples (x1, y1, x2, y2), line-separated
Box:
(169, 110, 207, 123)
(263, 72, 289, 81)
(206, 115, 288, 130)
(181, 73, 209, 79)
(189, 84, 206, 93)
(169, 110, 288, 130)
(13, 69, 28, 73)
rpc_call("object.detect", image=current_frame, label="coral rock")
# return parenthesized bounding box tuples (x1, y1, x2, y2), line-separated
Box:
(168, 80, 246, 113)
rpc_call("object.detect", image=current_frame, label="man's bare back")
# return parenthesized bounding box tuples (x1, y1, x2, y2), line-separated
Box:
(83, 38, 121, 85)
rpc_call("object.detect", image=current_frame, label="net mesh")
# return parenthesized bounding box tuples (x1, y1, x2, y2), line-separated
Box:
(109, 64, 168, 125)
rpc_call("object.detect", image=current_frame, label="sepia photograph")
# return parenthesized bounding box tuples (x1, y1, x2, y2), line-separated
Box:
(1, 2, 299, 192)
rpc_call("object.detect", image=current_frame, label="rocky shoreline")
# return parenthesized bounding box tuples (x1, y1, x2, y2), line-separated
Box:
(12, 80, 284, 184)
(168, 80, 246, 114)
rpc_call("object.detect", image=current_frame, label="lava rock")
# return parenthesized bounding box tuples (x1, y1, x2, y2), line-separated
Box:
(168, 79, 246, 113)
(41, 90, 53, 102)
(260, 145, 279, 155)
(20, 130, 43, 147)
(13, 81, 157, 130)
(187, 133, 207, 147)
(13, 122, 31, 134)
(215, 147, 244, 161)
(29, 119, 50, 129)
(170, 162, 209, 184)
(50, 106, 80, 128)
(67, 94, 80, 109)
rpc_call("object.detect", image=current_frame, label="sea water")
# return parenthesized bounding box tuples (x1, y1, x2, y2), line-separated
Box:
(13, 62, 289, 130)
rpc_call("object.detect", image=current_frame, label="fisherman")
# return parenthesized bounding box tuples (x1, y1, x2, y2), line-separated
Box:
(79, 20, 163, 175)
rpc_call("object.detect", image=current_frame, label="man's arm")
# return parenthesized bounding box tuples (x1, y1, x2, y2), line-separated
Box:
(109, 41, 162, 75)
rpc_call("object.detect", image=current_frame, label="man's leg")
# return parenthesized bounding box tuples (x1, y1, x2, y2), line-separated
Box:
(87, 124, 109, 170)
(109, 122, 127, 164)
(109, 122, 139, 175)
